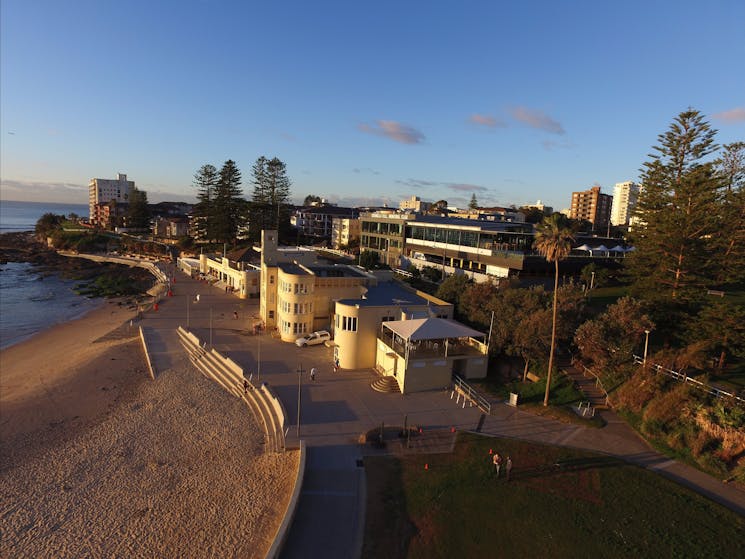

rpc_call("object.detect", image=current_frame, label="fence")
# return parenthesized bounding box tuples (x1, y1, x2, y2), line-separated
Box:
(452, 374, 491, 414)
(632, 355, 745, 407)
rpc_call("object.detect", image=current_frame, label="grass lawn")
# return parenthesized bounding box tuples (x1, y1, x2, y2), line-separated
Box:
(474, 372, 605, 427)
(363, 432, 745, 559)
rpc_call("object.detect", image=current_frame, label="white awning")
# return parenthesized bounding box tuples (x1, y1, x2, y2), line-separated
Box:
(383, 317, 485, 341)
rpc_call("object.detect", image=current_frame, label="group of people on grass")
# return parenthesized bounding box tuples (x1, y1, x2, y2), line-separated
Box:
(492, 452, 513, 481)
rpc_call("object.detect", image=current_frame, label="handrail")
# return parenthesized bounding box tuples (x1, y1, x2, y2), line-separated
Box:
(570, 360, 609, 407)
(453, 374, 491, 415)
(632, 355, 745, 407)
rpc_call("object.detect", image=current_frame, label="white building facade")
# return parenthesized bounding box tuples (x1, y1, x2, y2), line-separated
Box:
(611, 181, 640, 227)
(89, 173, 134, 227)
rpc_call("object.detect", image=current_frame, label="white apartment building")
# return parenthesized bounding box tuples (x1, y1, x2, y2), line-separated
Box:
(89, 173, 134, 227)
(399, 195, 431, 213)
(610, 181, 640, 227)
(331, 217, 361, 249)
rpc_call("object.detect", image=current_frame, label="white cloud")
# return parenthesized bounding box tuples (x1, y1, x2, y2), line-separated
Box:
(509, 106, 565, 135)
(468, 113, 507, 128)
(713, 107, 745, 123)
(358, 120, 425, 144)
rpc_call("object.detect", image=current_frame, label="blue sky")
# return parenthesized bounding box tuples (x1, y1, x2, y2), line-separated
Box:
(1, 0, 744, 209)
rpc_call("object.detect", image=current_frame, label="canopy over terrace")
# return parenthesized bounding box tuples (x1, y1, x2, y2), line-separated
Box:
(380, 317, 487, 360)
(377, 317, 489, 392)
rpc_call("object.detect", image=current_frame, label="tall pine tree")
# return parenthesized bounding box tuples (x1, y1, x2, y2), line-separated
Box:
(213, 160, 244, 245)
(714, 142, 745, 284)
(192, 164, 218, 241)
(248, 156, 292, 241)
(126, 187, 151, 229)
(626, 110, 723, 303)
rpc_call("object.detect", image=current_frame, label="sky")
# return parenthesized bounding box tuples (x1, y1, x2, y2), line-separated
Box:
(1, 0, 744, 210)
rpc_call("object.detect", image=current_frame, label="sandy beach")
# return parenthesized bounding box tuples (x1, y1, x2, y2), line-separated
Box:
(1, 300, 297, 558)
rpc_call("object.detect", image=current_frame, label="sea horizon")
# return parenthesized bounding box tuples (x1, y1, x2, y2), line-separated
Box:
(0, 199, 89, 233)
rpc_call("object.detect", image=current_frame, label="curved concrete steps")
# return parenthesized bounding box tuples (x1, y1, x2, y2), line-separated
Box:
(371, 375, 401, 393)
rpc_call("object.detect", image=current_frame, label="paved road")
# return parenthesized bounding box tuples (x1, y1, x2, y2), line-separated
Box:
(140, 265, 745, 559)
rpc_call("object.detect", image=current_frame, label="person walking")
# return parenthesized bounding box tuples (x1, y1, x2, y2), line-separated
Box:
(310, 367, 317, 382)
(492, 453, 502, 477)
(243, 379, 249, 394)
(505, 456, 513, 482)
(333, 358, 339, 373)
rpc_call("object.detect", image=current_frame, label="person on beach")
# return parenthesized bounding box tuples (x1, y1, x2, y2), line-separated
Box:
(310, 367, 317, 381)
(493, 453, 502, 477)
(505, 456, 513, 481)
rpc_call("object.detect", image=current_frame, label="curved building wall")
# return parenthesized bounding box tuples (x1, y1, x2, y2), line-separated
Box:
(334, 302, 402, 370)
(277, 269, 315, 343)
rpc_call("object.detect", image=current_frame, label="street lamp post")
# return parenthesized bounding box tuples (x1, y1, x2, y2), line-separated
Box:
(296, 364, 304, 437)
(643, 329, 651, 368)
(210, 306, 213, 349)
(590, 270, 596, 291)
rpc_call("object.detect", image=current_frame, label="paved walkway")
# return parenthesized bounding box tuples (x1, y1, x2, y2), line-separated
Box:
(137, 265, 745, 559)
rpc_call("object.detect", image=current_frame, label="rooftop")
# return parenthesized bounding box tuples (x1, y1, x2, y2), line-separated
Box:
(338, 281, 431, 308)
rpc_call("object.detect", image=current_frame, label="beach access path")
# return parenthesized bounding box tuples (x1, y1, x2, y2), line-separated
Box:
(142, 265, 744, 559)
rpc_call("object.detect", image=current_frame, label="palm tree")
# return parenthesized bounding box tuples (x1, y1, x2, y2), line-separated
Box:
(533, 214, 575, 406)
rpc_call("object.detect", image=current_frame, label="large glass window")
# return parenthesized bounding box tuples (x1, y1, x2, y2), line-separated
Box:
(447, 229, 460, 245)
(462, 231, 478, 247)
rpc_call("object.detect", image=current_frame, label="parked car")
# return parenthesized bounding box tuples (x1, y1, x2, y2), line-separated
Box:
(295, 330, 331, 347)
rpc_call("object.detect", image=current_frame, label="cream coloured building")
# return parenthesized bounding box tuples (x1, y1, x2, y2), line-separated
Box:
(258, 229, 489, 392)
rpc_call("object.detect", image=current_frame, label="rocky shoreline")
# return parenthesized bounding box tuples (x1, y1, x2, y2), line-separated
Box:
(0, 232, 155, 298)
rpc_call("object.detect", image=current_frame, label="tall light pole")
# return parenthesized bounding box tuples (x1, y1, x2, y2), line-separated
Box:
(643, 329, 651, 368)
(590, 270, 595, 291)
(210, 306, 213, 349)
(257, 334, 262, 382)
(296, 364, 304, 437)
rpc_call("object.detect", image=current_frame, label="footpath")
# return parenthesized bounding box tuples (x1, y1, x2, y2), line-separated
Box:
(135, 265, 744, 559)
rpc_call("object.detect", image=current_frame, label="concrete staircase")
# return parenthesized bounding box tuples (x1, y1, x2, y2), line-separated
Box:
(177, 326, 288, 453)
(371, 375, 401, 393)
(561, 364, 609, 411)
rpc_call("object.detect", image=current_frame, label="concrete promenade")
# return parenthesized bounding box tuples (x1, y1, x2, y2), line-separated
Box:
(139, 264, 745, 559)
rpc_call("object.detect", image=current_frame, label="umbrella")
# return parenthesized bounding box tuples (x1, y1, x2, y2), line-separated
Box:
(574, 244, 592, 251)
(610, 245, 626, 252)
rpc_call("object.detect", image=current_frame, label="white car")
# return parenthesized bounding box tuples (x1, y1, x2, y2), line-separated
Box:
(295, 330, 331, 347)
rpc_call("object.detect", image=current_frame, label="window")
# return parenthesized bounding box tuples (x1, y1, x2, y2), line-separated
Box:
(341, 316, 357, 332)
(269, 310, 274, 319)
(269, 275, 274, 284)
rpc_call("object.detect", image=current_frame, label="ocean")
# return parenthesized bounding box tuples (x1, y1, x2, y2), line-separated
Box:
(0, 200, 89, 233)
(0, 200, 100, 349)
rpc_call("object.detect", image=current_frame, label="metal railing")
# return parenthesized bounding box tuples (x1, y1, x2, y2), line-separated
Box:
(571, 360, 610, 407)
(633, 355, 745, 407)
(453, 374, 491, 415)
